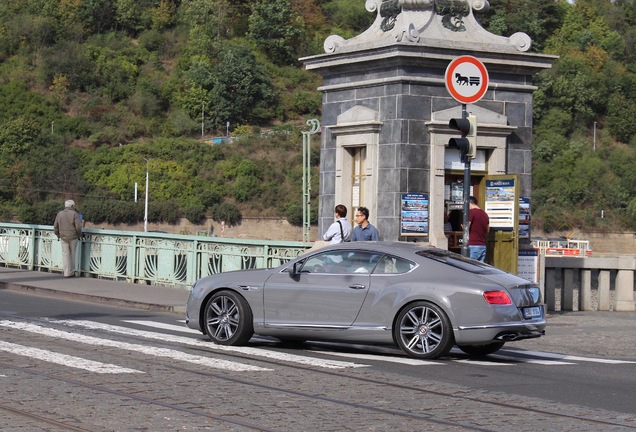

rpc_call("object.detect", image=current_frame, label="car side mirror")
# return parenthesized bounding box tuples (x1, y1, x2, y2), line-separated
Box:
(288, 262, 301, 277)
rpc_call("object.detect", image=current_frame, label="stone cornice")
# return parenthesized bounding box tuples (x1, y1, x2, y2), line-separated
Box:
(317, 75, 537, 93)
(302, 43, 557, 77)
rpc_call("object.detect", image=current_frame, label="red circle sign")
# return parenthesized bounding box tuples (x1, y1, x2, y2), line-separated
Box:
(445, 56, 489, 104)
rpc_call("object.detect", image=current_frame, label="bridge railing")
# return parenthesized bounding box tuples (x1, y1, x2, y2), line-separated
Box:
(0, 223, 311, 289)
(541, 255, 636, 312)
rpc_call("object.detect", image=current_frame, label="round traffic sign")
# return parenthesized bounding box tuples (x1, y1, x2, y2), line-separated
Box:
(445, 56, 489, 104)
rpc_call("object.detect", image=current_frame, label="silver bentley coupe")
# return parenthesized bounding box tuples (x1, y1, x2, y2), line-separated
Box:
(185, 241, 546, 359)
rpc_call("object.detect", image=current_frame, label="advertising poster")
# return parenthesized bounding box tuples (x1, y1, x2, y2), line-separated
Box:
(518, 249, 539, 283)
(401, 193, 428, 237)
(519, 197, 531, 239)
(484, 178, 516, 230)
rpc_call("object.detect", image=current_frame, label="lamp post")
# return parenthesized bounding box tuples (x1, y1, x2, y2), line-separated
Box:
(143, 158, 149, 232)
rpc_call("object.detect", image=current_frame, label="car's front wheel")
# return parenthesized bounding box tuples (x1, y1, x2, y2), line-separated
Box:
(394, 301, 454, 359)
(204, 290, 253, 345)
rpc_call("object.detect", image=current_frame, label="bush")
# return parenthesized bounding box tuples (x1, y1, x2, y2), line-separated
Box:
(17, 201, 63, 225)
(184, 204, 205, 224)
(148, 200, 180, 224)
(82, 199, 143, 225)
(210, 202, 241, 226)
(284, 204, 303, 227)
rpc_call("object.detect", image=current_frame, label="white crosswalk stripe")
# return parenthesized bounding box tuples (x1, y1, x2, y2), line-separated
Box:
(0, 340, 142, 374)
(0, 320, 270, 372)
(1, 318, 632, 374)
(49, 319, 369, 369)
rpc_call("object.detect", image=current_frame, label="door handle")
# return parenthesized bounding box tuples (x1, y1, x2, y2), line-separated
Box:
(349, 284, 366, 290)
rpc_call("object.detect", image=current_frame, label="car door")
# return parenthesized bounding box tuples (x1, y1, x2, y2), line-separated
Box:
(262, 250, 382, 329)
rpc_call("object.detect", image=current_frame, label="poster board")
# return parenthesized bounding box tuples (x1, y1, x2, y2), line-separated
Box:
(518, 249, 539, 283)
(484, 177, 518, 231)
(401, 193, 429, 237)
(519, 197, 531, 240)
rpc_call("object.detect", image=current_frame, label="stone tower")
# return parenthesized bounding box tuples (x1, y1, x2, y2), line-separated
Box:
(301, 0, 556, 248)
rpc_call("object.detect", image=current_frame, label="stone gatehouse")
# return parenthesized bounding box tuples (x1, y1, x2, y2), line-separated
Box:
(302, 0, 556, 249)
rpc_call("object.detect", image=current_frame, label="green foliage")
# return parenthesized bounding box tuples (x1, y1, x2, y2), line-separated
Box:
(479, 0, 568, 52)
(82, 199, 143, 225)
(149, 199, 180, 224)
(0, 0, 635, 235)
(210, 202, 242, 226)
(320, 0, 375, 34)
(184, 203, 206, 224)
(17, 201, 61, 225)
(606, 93, 636, 143)
(248, 0, 305, 66)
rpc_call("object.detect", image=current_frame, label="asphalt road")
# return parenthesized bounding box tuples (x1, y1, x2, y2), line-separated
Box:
(2, 290, 636, 431)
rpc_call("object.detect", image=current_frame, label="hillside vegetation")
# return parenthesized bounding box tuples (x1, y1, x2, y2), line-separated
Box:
(0, 0, 634, 233)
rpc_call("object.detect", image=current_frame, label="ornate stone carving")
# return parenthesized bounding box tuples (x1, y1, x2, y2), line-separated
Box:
(380, 0, 401, 32)
(436, 0, 470, 32)
(319, 0, 531, 54)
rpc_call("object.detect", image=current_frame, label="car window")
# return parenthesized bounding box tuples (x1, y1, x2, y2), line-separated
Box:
(373, 255, 416, 274)
(301, 250, 382, 274)
(416, 249, 499, 274)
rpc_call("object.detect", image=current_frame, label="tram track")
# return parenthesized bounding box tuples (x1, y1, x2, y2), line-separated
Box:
(2, 317, 636, 431)
(0, 401, 94, 432)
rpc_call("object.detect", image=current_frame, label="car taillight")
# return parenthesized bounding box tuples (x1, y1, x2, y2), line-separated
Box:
(483, 290, 512, 305)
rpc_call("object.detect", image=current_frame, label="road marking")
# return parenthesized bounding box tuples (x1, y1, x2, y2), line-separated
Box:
(0, 320, 270, 372)
(122, 320, 200, 334)
(49, 319, 369, 370)
(507, 349, 636, 364)
(309, 350, 442, 365)
(0, 340, 142, 374)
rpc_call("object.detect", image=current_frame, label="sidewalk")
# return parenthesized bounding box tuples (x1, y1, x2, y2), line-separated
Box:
(1, 266, 635, 359)
(0, 267, 188, 315)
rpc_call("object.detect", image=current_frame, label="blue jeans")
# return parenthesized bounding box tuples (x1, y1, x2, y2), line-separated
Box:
(469, 245, 487, 262)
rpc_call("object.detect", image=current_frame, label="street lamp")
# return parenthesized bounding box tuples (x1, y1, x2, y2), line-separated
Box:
(143, 158, 149, 232)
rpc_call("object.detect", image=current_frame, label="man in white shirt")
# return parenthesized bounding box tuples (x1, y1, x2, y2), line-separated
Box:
(322, 204, 352, 244)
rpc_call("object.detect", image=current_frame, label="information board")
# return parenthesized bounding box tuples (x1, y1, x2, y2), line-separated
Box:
(401, 193, 429, 237)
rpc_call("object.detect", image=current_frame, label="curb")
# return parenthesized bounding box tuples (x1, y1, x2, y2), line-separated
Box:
(0, 282, 186, 315)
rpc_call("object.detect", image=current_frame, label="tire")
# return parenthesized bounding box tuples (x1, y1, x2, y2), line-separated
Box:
(204, 290, 253, 345)
(458, 342, 505, 357)
(394, 301, 454, 359)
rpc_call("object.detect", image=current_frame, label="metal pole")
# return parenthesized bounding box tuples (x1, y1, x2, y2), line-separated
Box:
(143, 159, 149, 233)
(593, 121, 596, 152)
(461, 104, 471, 257)
(301, 119, 320, 242)
(201, 101, 205, 137)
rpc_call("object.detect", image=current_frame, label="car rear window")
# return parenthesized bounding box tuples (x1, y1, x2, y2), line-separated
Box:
(415, 249, 500, 274)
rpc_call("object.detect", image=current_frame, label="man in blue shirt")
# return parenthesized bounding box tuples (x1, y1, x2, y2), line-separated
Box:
(352, 207, 380, 241)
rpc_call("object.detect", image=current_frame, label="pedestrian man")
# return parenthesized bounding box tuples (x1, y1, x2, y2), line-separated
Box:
(468, 196, 489, 262)
(54, 199, 83, 277)
(323, 204, 352, 244)
(352, 206, 380, 241)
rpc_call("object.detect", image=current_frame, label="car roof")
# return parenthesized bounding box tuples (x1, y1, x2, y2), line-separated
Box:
(315, 241, 435, 256)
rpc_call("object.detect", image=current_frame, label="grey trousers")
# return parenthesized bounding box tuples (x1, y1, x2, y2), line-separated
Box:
(60, 238, 78, 277)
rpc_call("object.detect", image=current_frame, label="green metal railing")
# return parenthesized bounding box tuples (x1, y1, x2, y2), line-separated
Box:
(0, 223, 311, 289)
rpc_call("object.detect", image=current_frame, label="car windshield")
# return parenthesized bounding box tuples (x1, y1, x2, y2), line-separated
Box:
(415, 249, 500, 274)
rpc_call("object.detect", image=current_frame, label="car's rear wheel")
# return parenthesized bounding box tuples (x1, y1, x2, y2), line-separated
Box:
(204, 290, 253, 345)
(394, 301, 454, 359)
(458, 342, 505, 356)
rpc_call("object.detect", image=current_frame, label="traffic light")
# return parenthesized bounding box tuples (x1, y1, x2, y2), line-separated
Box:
(448, 114, 477, 160)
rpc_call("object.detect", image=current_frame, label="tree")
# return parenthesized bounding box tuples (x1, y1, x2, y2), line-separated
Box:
(207, 46, 275, 129)
(248, 0, 305, 65)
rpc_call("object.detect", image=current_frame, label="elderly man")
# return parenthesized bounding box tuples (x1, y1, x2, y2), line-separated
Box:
(54, 200, 83, 277)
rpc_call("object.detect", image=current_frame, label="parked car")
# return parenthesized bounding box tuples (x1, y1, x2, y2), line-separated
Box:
(185, 241, 546, 359)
